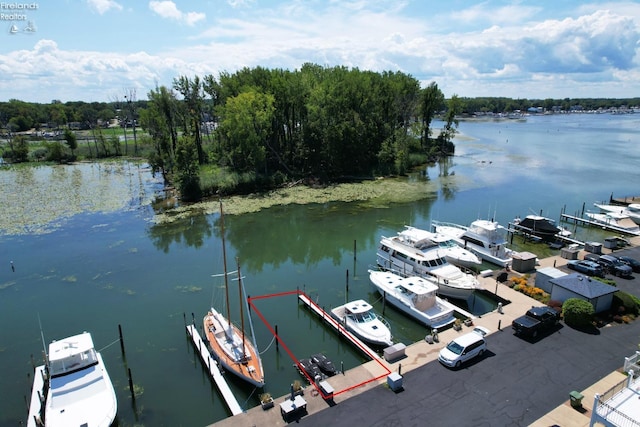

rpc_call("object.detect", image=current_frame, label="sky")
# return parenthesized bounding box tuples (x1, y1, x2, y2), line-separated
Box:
(1, 0, 639, 103)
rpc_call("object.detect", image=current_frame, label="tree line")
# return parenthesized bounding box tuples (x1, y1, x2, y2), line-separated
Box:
(2, 65, 640, 201)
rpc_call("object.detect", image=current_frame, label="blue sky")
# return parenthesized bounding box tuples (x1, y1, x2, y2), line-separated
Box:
(1, 0, 639, 103)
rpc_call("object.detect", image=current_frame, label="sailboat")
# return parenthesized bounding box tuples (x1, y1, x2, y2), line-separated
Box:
(203, 201, 265, 388)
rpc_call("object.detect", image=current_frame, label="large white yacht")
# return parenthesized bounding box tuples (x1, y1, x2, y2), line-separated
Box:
(27, 331, 117, 427)
(369, 270, 457, 329)
(432, 219, 513, 267)
(376, 228, 481, 300)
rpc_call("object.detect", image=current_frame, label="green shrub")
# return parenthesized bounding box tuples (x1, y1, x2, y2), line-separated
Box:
(612, 291, 640, 316)
(562, 298, 595, 328)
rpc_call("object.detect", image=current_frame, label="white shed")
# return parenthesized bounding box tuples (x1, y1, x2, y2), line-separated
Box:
(535, 267, 567, 293)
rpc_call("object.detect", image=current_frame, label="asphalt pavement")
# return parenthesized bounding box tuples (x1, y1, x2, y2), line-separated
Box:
(295, 247, 640, 427)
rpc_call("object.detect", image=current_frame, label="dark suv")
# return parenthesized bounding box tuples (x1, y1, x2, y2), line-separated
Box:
(567, 260, 605, 277)
(597, 255, 633, 277)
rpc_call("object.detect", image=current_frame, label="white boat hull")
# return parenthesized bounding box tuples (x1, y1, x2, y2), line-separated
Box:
(369, 270, 456, 329)
(27, 333, 117, 427)
(331, 305, 393, 347)
(432, 220, 513, 268)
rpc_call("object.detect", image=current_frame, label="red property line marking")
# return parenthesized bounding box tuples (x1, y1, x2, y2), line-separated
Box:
(248, 290, 392, 399)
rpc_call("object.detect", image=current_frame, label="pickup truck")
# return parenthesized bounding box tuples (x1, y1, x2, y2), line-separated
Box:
(512, 306, 560, 338)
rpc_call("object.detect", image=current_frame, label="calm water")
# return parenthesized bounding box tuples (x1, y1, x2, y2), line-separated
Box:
(1, 113, 639, 427)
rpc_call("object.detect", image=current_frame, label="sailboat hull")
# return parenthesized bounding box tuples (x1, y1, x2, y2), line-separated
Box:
(204, 309, 265, 388)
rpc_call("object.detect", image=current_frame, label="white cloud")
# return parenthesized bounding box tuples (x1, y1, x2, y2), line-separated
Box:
(149, 1, 205, 26)
(87, 0, 123, 14)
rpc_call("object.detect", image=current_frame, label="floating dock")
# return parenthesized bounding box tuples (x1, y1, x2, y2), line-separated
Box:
(298, 293, 380, 360)
(186, 324, 243, 416)
(26, 365, 46, 427)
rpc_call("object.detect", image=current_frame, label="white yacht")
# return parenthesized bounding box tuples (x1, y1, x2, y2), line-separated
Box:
(409, 227, 482, 269)
(27, 331, 117, 427)
(594, 202, 640, 225)
(331, 299, 393, 347)
(376, 230, 482, 300)
(584, 211, 640, 234)
(369, 270, 456, 329)
(432, 219, 513, 267)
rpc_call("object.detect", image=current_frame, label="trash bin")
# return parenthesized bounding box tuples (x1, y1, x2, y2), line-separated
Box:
(569, 390, 583, 408)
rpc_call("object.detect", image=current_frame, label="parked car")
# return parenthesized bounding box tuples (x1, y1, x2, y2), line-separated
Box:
(566, 260, 605, 277)
(512, 306, 560, 339)
(438, 326, 489, 368)
(616, 255, 640, 273)
(597, 254, 633, 277)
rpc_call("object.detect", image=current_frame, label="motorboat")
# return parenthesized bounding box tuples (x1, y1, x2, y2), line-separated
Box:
(432, 219, 513, 267)
(369, 269, 457, 329)
(594, 202, 640, 225)
(27, 331, 117, 427)
(512, 215, 571, 241)
(310, 353, 338, 377)
(331, 299, 393, 347)
(203, 201, 265, 388)
(376, 230, 481, 300)
(399, 226, 481, 269)
(296, 358, 326, 383)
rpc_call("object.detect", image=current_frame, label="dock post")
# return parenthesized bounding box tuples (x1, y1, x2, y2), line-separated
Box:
(275, 325, 279, 351)
(354, 239, 357, 261)
(118, 324, 125, 356)
(346, 269, 349, 293)
(341, 361, 344, 375)
(183, 312, 186, 329)
(382, 291, 386, 314)
(128, 368, 136, 403)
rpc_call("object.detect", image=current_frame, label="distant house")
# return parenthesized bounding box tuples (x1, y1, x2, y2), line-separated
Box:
(547, 273, 617, 313)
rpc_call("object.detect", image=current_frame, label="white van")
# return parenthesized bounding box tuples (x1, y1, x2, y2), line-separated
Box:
(438, 327, 489, 368)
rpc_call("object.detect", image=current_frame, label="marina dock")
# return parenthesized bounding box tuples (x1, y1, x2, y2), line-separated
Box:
(560, 213, 640, 236)
(26, 365, 46, 427)
(186, 324, 243, 416)
(298, 293, 381, 360)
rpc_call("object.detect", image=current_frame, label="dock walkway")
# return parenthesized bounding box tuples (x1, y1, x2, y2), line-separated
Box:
(186, 324, 243, 416)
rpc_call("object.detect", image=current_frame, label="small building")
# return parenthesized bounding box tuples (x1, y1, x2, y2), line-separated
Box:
(547, 273, 617, 313)
(511, 251, 537, 273)
(535, 267, 566, 293)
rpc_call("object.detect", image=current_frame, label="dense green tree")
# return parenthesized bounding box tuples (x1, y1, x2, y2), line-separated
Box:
(418, 82, 445, 150)
(174, 75, 206, 164)
(438, 94, 462, 154)
(175, 136, 202, 202)
(217, 90, 274, 173)
(63, 129, 77, 157)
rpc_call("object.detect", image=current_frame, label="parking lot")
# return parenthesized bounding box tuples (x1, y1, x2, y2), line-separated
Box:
(296, 247, 640, 427)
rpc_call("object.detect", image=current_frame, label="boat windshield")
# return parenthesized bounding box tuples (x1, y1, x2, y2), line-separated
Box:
(350, 311, 377, 323)
(438, 240, 457, 249)
(445, 341, 464, 355)
(49, 348, 99, 377)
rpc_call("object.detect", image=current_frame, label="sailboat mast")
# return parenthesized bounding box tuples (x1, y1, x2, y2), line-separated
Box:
(236, 258, 246, 359)
(220, 200, 232, 330)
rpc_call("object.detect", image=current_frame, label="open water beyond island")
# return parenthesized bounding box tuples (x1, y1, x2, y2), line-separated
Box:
(1, 113, 639, 427)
